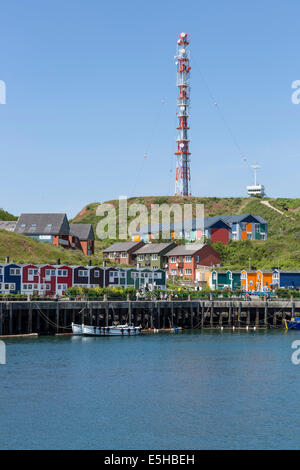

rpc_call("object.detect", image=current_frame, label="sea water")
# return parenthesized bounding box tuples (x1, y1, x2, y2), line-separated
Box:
(0, 330, 299, 449)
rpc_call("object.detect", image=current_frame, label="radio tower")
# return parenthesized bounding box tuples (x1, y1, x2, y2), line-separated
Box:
(174, 32, 192, 197)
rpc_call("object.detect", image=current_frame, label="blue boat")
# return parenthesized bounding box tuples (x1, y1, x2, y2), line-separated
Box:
(285, 317, 300, 330)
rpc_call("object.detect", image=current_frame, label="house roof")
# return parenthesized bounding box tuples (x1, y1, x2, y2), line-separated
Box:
(0, 221, 17, 231)
(221, 214, 267, 224)
(132, 214, 267, 235)
(133, 242, 175, 255)
(14, 213, 69, 236)
(102, 241, 142, 253)
(69, 224, 95, 241)
(167, 244, 205, 256)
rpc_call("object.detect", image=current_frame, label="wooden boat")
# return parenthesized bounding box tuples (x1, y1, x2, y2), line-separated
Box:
(82, 324, 142, 337)
(285, 318, 300, 330)
(71, 323, 83, 335)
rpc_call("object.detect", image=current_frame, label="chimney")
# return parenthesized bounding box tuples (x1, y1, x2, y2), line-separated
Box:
(57, 258, 61, 265)
(5, 256, 9, 264)
(103, 260, 106, 267)
(88, 260, 92, 266)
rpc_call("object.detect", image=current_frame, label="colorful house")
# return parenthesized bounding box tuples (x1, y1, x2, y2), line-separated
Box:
(102, 241, 145, 265)
(21, 264, 40, 294)
(272, 270, 300, 289)
(89, 266, 104, 288)
(241, 269, 273, 292)
(3, 263, 22, 294)
(56, 265, 73, 295)
(221, 214, 268, 241)
(195, 266, 212, 287)
(39, 264, 57, 295)
(167, 244, 220, 281)
(134, 242, 176, 269)
(132, 214, 268, 245)
(210, 270, 241, 290)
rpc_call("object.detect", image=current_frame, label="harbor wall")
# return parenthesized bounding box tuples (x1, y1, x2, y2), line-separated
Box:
(0, 300, 298, 335)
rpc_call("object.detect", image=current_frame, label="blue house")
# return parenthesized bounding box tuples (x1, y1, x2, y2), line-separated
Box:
(3, 263, 22, 294)
(273, 270, 300, 289)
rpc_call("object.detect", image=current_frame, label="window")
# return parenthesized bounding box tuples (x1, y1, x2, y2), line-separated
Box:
(62, 270, 67, 276)
(241, 223, 247, 231)
(153, 266, 158, 270)
(58, 270, 62, 276)
(23, 284, 27, 290)
(79, 270, 88, 277)
(46, 269, 50, 276)
(247, 233, 252, 240)
(31, 224, 37, 228)
(10, 268, 20, 276)
(170, 257, 177, 264)
(28, 269, 33, 275)
(241, 273, 246, 279)
(109, 253, 114, 259)
(171, 269, 177, 276)
(185, 269, 192, 275)
(196, 256, 199, 263)
(21, 224, 26, 228)
(121, 252, 127, 258)
(137, 255, 144, 261)
(213, 273, 217, 280)
(94, 271, 100, 278)
(34, 269, 38, 275)
(28, 284, 32, 290)
(46, 285, 50, 290)
(0, 268, 2, 275)
(120, 272, 126, 278)
(255, 224, 260, 233)
(185, 256, 192, 263)
(152, 254, 158, 261)
(47, 224, 52, 228)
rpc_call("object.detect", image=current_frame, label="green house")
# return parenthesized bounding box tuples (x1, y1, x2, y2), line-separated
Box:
(134, 243, 176, 270)
(211, 270, 241, 290)
(123, 267, 166, 290)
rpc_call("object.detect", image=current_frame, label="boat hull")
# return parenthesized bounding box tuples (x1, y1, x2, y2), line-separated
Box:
(82, 325, 142, 336)
(285, 319, 300, 330)
(71, 323, 83, 335)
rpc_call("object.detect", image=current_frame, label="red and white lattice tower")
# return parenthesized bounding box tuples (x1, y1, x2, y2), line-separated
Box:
(174, 32, 192, 197)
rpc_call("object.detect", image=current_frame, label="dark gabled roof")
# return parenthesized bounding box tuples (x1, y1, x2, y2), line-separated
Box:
(132, 214, 267, 235)
(221, 214, 267, 224)
(14, 213, 69, 236)
(0, 221, 17, 232)
(167, 244, 205, 256)
(102, 241, 142, 253)
(133, 242, 175, 255)
(69, 224, 95, 241)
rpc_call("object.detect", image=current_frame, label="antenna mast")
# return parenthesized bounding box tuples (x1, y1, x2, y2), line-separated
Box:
(174, 33, 192, 197)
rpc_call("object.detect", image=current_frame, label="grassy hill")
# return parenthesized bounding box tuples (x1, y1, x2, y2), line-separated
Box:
(71, 196, 300, 270)
(0, 230, 111, 265)
(1, 197, 300, 269)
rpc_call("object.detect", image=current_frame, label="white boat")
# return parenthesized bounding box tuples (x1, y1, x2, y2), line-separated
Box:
(71, 322, 83, 335)
(82, 324, 142, 337)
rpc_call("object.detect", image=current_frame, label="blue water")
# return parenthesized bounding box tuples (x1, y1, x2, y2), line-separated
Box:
(0, 330, 299, 449)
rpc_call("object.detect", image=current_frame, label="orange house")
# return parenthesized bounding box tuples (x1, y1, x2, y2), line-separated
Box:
(241, 270, 273, 292)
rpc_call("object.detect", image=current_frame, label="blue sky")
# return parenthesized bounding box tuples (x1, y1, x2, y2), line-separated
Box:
(0, 0, 299, 217)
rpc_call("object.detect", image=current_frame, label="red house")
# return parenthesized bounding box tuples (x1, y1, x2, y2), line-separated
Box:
(39, 264, 57, 295)
(56, 265, 73, 295)
(167, 244, 220, 281)
(21, 264, 40, 293)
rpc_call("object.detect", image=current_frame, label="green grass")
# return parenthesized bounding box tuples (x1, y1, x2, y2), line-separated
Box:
(3, 196, 300, 269)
